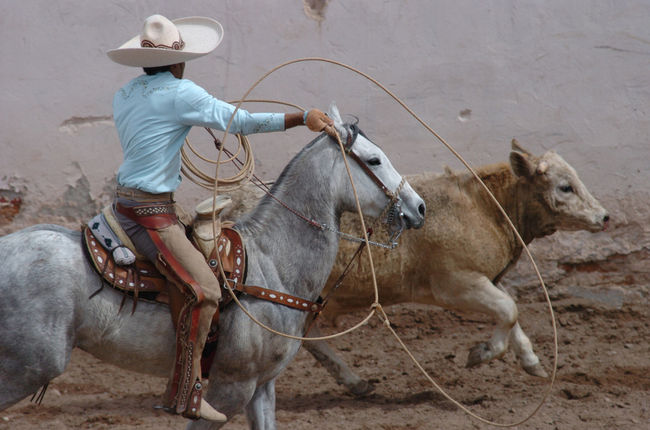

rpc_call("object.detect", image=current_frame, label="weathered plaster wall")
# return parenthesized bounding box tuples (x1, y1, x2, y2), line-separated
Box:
(1, 1, 648, 300)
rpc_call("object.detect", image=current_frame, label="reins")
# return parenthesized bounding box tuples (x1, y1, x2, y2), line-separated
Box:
(199, 126, 405, 249)
(181, 57, 558, 428)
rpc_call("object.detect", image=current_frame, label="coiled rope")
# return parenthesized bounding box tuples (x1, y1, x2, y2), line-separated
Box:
(181, 57, 558, 427)
(181, 100, 307, 191)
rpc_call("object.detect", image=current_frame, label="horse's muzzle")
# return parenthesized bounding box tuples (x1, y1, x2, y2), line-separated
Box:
(402, 201, 425, 230)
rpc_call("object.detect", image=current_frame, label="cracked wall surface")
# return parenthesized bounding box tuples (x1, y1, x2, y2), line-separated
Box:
(1, 1, 649, 303)
(304, 0, 329, 21)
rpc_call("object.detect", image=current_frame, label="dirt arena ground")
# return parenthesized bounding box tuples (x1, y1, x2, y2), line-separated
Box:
(1, 284, 647, 429)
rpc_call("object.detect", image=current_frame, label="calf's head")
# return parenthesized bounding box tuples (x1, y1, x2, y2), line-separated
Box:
(509, 139, 609, 233)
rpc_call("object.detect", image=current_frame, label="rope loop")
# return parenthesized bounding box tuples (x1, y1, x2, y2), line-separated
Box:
(180, 57, 557, 428)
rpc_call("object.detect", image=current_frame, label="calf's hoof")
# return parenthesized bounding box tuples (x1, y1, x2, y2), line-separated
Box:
(348, 379, 376, 397)
(523, 362, 549, 378)
(466, 342, 491, 368)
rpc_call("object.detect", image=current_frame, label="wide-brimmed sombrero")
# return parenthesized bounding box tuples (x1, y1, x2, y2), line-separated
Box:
(107, 14, 223, 67)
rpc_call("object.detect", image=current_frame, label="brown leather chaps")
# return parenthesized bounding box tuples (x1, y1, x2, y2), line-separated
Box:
(114, 189, 221, 420)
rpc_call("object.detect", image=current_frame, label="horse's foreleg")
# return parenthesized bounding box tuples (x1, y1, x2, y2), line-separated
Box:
(187, 378, 256, 429)
(303, 324, 375, 396)
(245, 379, 276, 430)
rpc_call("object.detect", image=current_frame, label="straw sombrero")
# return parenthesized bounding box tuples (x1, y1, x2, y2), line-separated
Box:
(107, 14, 223, 67)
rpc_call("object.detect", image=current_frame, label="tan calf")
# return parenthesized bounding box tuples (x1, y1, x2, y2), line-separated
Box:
(304, 140, 609, 395)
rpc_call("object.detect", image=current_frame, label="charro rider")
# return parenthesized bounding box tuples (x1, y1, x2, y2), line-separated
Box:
(106, 14, 333, 422)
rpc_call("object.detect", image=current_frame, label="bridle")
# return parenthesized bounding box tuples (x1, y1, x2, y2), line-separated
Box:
(202, 123, 406, 326)
(340, 123, 395, 199)
(338, 122, 407, 245)
(208, 123, 407, 249)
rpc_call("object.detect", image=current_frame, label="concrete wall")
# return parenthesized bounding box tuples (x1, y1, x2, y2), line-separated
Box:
(1, 1, 648, 301)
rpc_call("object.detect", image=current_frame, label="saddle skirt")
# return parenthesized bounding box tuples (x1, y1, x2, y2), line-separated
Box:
(84, 196, 324, 314)
(83, 196, 245, 307)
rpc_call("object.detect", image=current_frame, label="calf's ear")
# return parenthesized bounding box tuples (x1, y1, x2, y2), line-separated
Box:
(510, 150, 535, 179)
(511, 138, 531, 155)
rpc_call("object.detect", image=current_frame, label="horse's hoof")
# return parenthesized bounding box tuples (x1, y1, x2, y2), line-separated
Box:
(466, 342, 491, 368)
(523, 362, 549, 378)
(348, 379, 375, 397)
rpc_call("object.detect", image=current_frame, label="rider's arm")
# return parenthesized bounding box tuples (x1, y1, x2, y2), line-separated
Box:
(174, 79, 284, 135)
(174, 79, 332, 135)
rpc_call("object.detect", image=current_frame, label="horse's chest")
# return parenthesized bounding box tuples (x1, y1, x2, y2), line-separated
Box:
(217, 305, 304, 378)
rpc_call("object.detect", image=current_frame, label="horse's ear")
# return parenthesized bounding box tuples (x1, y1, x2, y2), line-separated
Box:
(328, 102, 347, 138)
(328, 102, 343, 125)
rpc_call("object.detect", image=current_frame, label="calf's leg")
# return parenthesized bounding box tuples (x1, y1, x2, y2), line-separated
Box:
(509, 322, 548, 377)
(438, 275, 517, 368)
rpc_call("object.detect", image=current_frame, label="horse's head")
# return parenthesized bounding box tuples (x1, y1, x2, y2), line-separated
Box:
(327, 103, 426, 232)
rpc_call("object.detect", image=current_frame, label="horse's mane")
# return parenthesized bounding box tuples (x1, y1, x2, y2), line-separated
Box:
(234, 132, 332, 234)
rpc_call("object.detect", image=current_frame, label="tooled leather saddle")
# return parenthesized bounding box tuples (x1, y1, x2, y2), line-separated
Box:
(82, 198, 324, 367)
(82, 205, 323, 315)
(82, 220, 246, 311)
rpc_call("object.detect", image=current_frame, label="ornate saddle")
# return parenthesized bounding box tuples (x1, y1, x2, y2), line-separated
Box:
(83, 197, 246, 311)
(82, 197, 324, 314)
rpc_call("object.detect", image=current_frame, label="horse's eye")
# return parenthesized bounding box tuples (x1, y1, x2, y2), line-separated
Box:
(559, 184, 574, 193)
(367, 157, 381, 166)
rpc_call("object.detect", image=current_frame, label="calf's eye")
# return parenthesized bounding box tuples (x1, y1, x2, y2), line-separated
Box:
(559, 184, 574, 193)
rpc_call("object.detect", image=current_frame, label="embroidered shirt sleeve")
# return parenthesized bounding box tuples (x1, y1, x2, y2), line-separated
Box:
(174, 80, 284, 135)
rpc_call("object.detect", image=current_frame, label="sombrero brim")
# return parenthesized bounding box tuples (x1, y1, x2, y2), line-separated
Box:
(107, 16, 223, 67)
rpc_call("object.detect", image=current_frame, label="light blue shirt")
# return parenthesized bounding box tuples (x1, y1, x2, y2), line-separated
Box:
(113, 72, 284, 193)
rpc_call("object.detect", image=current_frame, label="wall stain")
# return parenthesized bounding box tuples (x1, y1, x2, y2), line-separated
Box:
(304, 0, 329, 21)
(0, 196, 22, 226)
(38, 173, 103, 221)
(59, 115, 113, 135)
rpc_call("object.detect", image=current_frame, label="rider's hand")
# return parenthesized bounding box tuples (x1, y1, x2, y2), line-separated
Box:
(305, 109, 336, 136)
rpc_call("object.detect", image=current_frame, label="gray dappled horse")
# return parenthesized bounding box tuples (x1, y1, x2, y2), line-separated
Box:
(0, 105, 425, 429)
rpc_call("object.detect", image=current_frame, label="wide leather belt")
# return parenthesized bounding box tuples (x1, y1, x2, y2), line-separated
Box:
(116, 202, 177, 230)
(115, 185, 174, 203)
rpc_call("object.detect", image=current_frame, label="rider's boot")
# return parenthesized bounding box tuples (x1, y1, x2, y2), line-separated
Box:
(164, 290, 223, 421)
(199, 398, 227, 422)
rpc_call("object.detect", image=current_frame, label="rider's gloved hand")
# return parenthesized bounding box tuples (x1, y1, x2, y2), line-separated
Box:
(304, 109, 336, 137)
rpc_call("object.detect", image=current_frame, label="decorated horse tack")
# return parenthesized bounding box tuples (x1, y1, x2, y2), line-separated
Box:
(83, 205, 323, 315)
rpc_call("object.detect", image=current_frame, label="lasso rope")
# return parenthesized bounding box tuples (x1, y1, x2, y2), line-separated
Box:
(181, 57, 558, 427)
(181, 99, 308, 191)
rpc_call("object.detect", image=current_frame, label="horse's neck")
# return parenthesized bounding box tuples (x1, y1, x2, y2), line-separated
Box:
(236, 147, 342, 300)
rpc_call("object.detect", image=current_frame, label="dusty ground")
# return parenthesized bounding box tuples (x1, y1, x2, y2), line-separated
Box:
(1, 286, 647, 430)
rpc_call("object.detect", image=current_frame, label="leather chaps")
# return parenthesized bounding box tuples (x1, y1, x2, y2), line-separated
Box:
(115, 197, 221, 420)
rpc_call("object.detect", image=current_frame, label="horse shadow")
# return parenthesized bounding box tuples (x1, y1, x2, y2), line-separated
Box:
(275, 389, 460, 413)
